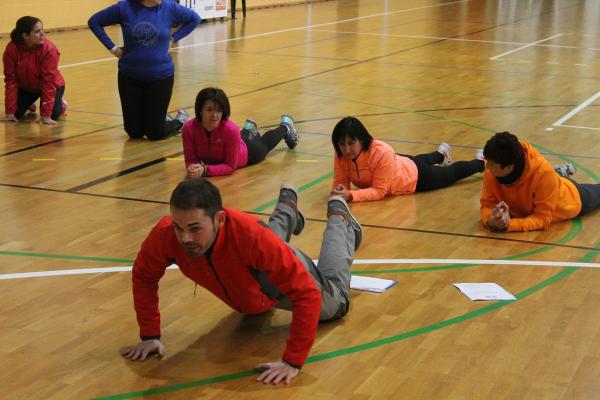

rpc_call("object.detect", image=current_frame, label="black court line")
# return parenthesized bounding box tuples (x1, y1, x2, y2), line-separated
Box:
(1, 181, 598, 252)
(0, 124, 124, 158)
(66, 151, 183, 192)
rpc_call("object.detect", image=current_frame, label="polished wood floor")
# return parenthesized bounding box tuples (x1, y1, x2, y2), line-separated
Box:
(2, 0, 600, 399)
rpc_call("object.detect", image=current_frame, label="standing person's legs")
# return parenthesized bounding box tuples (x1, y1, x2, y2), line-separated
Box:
(413, 156, 484, 192)
(118, 72, 145, 139)
(14, 89, 40, 119)
(574, 181, 600, 216)
(142, 75, 175, 141)
(317, 195, 362, 320)
(50, 86, 66, 121)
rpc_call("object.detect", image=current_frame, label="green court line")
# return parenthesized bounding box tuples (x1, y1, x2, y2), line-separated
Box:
(91, 257, 589, 400)
(252, 172, 334, 213)
(0, 250, 133, 264)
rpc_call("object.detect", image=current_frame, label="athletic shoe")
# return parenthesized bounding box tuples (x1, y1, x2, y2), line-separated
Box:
(280, 114, 299, 149)
(242, 119, 259, 140)
(61, 99, 68, 116)
(475, 148, 484, 161)
(175, 109, 189, 125)
(437, 142, 453, 166)
(327, 195, 362, 251)
(554, 162, 577, 178)
(280, 184, 305, 235)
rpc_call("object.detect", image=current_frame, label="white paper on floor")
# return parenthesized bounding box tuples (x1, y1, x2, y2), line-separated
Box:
(453, 282, 516, 301)
(350, 275, 397, 293)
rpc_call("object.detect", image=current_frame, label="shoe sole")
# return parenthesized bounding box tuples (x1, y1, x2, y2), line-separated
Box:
(280, 184, 304, 235)
(328, 195, 362, 250)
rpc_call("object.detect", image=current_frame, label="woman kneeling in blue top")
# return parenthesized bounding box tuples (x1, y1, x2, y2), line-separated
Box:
(89, 0, 200, 140)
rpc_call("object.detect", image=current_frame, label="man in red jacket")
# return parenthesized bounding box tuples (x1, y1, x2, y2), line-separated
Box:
(121, 178, 362, 384)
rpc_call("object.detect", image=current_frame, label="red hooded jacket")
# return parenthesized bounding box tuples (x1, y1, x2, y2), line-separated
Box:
(132, 208, 322, 367)
(3, 39, 65, 117)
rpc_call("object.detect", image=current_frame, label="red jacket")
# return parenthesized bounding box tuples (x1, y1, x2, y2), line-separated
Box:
(3, 39, 65, 117)
(132, 208, 322, 367)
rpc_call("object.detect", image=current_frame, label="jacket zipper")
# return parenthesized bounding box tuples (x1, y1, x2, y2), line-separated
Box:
(352, 158, 360, 179)
(206, 253, 232, 303)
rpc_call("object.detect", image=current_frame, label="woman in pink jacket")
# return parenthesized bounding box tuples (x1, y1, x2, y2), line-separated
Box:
(3, 16, 66, 125)
(331, 116, 485, 202)
(183, 87, 300, 177)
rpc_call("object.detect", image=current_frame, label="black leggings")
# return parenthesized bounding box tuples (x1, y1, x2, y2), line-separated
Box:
(14, 86, 65, 120)
(118, 72, 182, 140)
(400, 151, 484, 192)
(242, 126, 286, 165)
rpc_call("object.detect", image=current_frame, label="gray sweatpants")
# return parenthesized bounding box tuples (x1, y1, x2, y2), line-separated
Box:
(268, 199, 356, 321)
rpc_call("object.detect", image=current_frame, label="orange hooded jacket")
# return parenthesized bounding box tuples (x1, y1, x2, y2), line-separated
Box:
(333, 139, 418, 202)
(480, 141, 581, 232)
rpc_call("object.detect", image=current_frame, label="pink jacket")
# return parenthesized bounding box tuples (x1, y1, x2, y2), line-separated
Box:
(3, 39, 65, 117)
(182, 118, 248, 176)
(333, 139, 419, 202)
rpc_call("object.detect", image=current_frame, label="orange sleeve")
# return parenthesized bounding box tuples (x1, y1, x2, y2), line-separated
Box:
(349, 148, 394, 202)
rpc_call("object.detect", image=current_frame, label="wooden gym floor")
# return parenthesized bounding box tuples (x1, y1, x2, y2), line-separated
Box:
(1, 0, 600, 398)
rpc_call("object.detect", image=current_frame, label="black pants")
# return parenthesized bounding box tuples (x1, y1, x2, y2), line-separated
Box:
(571, 181, 600, 216)
(400, 151, 484, 192)
(14, 86, 65, 120)
(117, 72, 181, 140)
(242, 126, 286, 165)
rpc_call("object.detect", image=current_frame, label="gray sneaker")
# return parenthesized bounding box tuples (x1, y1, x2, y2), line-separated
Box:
(280, 184, 305, 235)
(327, 195, 362, 251)
(175, 109, 189, 125)
(280, 115, 299, 149)
(242, 119, 259, 140)
(554, 162, 576, 178)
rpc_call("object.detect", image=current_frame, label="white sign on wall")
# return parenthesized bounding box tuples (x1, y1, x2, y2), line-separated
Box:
(181, 0, 228, 19)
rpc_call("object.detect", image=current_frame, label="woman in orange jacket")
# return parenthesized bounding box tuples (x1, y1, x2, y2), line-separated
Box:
(480, 131, 600, 232)
(330, 116, 485, 202)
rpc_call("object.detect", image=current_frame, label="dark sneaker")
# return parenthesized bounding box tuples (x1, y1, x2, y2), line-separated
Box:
(280, 184, 304, 235)
(327, 195, 362, 251)
(242, 119, 259, 140)
(554, 162, 576, 178)
(280, 114, 299, 149)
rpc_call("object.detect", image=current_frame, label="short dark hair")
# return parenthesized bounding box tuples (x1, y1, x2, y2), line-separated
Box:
(331, 117, 374, 158)
(483, 131, 523, 168)
(194, 87, 231, 122)
(10, 16, 41, 45)
(170, 178, 223, 218)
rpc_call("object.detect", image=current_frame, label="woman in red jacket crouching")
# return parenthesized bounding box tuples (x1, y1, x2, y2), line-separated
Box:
(3, 16, 67, 125)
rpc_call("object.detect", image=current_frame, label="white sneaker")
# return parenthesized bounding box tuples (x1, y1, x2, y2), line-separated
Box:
(475, 149, 484, 161)
(437, 143, 453, 166)
(554, 162, 576, 178)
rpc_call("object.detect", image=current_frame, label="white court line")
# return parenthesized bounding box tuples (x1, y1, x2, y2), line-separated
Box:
(489, 33, 563, 60)
(552, 89, 600, 127)
(310, 29, 586, 51)
(0, 1, 468, 79)
(2, 258, 600, 280)
(557, 124, 600, 131)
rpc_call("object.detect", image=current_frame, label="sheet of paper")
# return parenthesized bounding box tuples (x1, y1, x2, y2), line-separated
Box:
(453, 282, 516, 301)
(350, 275, 397, 293)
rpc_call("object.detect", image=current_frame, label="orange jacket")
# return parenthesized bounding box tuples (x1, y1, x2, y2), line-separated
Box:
(480, 141, 581, 232)
(333, 139, 418, 202)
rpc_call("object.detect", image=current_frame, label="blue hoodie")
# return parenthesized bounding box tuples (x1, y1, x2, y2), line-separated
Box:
(88, 0, 201, 81)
